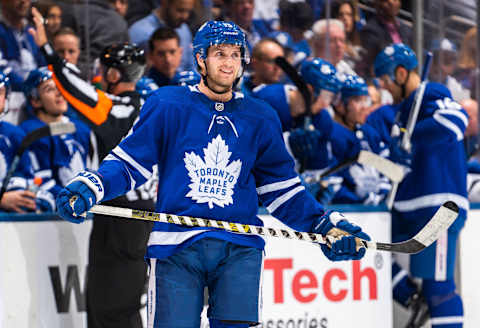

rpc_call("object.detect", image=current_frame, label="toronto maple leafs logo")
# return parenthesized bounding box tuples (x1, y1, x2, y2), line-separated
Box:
(184, 135, 242, 209)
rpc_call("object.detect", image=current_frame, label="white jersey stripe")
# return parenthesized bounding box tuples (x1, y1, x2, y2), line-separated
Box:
(147, 259, 157, 328)
(112, 146, 152, 180)
(436, 109, 468, 127)
(429, 316, 464, 325)
(147, 230, 209, 246)
(266, 186, 305, 213)
(393, 193, 469, 213)
(433, 113, 464, 141)
(256, 177, 301, 195)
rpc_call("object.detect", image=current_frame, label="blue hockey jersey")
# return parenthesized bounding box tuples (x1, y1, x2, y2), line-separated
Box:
(370, 83, 468, 233)
(0, 121, 33, 192)
(20, 117, 92, 208)
(96, 85, 325, 259)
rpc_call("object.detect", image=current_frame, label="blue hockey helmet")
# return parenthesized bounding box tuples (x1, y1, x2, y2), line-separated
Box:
(374, 43, 418, 80)
(172, 70, 201, 86)
(135, 76, 159, 99)
(0, 69, 10, 91)
(300, 58, 341, 95)
(339, 74, 369, 103)
(23, 67, 53, 99)
(269, 31, 295, 52)
(193, 20, 250, 67)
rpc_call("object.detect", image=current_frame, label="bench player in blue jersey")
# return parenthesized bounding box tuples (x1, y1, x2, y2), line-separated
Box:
(373, 44, 468, 328)
(55, 21, 370, 328)
(0, 69, 36, 213)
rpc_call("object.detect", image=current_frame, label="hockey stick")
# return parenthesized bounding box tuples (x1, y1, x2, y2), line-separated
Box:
(0, 121, 76, 200)
(385, 52, 433, 209)
(304, 150, 405, 184)
(81, 200, 458, 254)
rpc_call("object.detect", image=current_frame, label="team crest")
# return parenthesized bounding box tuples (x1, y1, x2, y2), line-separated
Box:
(184, 135, 242, 209)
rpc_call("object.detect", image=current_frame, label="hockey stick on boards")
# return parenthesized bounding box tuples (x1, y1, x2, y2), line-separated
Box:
(385, 51, 433, 209)
(304, 150, 405, 184)
(81, 200, 458, 254)
(0, 121, 76, 200)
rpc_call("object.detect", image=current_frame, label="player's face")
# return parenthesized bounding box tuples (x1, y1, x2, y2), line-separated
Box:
(379, 74, 402, 104)
(204, 44, 242, 92)
(37, 79, 68, 116)
(53, 34, 80, 65)
(149, 38, 183, 79)
(346, 95, 371, 125)
(311, 89, 335, 114)
(0, 87, 6, 114)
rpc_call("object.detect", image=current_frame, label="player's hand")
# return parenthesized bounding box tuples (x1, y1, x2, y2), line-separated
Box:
(27, 7, 48, 47)
(56, 171, 104, 223)
(0, 190, 36, 213)
(389, 124, 412, 169)
(312, 210, 370, 261)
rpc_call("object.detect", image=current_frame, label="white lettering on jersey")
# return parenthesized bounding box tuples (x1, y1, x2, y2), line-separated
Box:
(184, 134, 242, 209)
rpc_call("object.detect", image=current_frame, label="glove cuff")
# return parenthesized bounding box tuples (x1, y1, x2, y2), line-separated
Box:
(69, 171, 104, 203)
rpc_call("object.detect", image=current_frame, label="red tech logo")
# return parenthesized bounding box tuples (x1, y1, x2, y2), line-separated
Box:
(264, 258, 378, 303)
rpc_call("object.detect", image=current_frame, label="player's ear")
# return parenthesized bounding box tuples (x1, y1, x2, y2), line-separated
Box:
(394, 66, 408, 84)
(196, 54, 206, 75)
(105, 67, 121, 84)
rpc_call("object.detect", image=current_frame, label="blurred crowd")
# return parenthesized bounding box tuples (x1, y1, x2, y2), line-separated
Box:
(0, 0, 478, 213)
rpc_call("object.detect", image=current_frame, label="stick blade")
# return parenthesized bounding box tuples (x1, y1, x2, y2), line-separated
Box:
(49, 122, 76, 136)
(357, 150, 405, 182)
(413, 201, 459, 248)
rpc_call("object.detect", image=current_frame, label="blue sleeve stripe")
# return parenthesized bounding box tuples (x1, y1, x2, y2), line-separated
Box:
(266, 185, 305, 213)
(256, 176, 301, 195)
(433, 113, 464, 141)
(103, 154, 137, 191)
(111, 146, 152, 180)
(393, 193, 469, 212)
(436, 109, 468, 127)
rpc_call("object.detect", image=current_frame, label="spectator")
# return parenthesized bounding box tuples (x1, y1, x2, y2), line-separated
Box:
(430, 38, 471, 102)
(332, 0, 363, 69)
(241, 38, 285, 94)
(463, 98, 479, 157)
(272, 0, 314, 66)
(0, 0, 46, 123)
(224, 0, 265, 50)
(108, 0, 128, 17)
(357, 0, 412, 78)
(124, 0, 156, 26)
(20, 68, 92, 212)
(36, 0, 62, 42)
(0, 69, 36, 213)
(147, 27, 183, 86)
(455, 27, 477, 100)
(52, 27, 80, 66)
(310, 19, 356, 75)
(59, 0, 129, 78)
(128, 0, 194, 71)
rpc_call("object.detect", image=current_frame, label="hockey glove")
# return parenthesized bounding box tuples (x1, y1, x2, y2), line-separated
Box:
(389, 124, 412, 169)
(288, 128, 326, 169)
(56, 171, 104, 223)
(313, 210, 370, 261)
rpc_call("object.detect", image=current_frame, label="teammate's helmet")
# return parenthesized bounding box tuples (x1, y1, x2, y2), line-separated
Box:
(300, 58, 341, 95)
(23, 67, 53, 99)
(135, 77, 158, 99)
(339, 74, 369, 103)
(172, 70, 201, 86)
(0, 69, 10, 91)
(193, 21, 250, 68)
(100, 43, 146, 83)
(374, 43, 418, 79)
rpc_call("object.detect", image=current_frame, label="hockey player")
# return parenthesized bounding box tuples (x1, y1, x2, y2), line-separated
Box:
(0, 69, 36, 213)
(20, 67, 92, 211)
(374, 43, 468, 328)
(329, 74, 390, 205)
(55, 21, 370, 328)
(28, 7, 156, 328)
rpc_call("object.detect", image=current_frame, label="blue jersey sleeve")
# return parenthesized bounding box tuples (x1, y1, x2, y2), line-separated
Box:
(253, 108, 325, 232)
(97, 93, 165, 200)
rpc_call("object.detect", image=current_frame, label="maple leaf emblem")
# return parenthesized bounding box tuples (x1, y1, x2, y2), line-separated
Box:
(184, 135, 242, 209)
